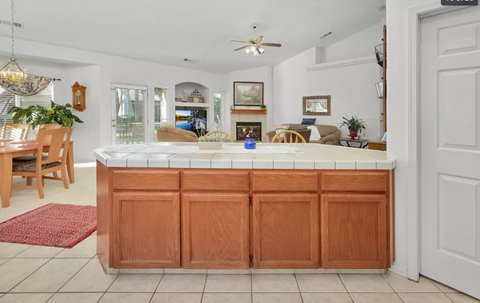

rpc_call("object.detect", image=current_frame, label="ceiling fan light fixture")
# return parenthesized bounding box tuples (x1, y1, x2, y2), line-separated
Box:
(253, 51, 259, 56)
(259, 48, 265, 54)
(245, 48, 250, 54)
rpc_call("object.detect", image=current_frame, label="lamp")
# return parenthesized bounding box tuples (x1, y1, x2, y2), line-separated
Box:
(0, 0, 28, 83)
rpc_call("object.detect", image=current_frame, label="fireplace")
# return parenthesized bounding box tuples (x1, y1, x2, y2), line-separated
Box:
(236, 122, 262, 142)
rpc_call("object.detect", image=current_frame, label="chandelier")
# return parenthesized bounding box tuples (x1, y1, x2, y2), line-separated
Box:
(0, 0, 28, 83)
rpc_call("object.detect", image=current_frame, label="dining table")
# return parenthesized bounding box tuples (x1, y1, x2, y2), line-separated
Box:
(0, 140, 75, 208)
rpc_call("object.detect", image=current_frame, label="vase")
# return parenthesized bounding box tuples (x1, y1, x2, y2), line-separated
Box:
(244, 138, 256, 149)
(349, 131, 358, 140)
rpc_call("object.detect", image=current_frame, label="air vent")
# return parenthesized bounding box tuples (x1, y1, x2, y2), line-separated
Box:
(0, 19, 24, 29)
(320, 32, 332, 39)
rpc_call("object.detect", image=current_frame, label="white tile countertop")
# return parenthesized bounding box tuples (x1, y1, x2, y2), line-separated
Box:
(93, 142, 395, 170)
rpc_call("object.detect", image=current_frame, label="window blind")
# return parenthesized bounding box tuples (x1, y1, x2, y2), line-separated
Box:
(0, 83, 54, 139)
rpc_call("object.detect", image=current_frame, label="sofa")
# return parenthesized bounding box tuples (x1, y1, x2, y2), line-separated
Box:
(267, 124, 341, 145)
(156, 127, 198, 142)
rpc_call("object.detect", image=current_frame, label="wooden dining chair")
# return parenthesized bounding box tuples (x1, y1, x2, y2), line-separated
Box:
(205, 130, 234, 142)
(271, 130, 307, 143)
(1, 123, 30, 141)
(12, 127, 72, 199)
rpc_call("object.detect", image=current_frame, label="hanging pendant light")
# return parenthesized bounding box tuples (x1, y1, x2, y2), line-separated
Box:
(0, 0, 28, 83)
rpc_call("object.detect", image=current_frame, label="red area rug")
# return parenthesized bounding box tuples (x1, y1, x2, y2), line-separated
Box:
(0, 203, 96, 248)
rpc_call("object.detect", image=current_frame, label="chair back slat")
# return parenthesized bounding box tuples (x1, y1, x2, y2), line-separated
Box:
(1, 123, 30, 141)
(271, 130, 307, 144)
(35, 128, 72, 167)
(36, 124, 63, 143)
(205, 130, 233, 143)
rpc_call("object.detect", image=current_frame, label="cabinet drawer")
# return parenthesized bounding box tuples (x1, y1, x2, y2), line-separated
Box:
(183, 171, 249, 191)
(113, 170, 180, 191)
(252, 172, 318, 192)
(320, 171, 387, 192)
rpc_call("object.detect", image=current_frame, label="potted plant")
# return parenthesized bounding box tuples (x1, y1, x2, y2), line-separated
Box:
(339, 116, 366, 140)
(8, 101, 84, 129)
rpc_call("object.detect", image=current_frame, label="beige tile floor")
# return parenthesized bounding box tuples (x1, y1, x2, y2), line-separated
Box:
(0, 165, 479, 303)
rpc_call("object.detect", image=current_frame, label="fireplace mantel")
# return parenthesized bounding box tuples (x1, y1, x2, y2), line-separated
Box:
(231, 109, 266, 115)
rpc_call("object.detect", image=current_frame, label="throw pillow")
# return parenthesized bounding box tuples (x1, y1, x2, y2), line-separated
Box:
(307, 126, 321, 141)
(301, 118, 316, 125)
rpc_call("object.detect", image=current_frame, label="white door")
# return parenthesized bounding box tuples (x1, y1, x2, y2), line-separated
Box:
(110, 84, 148, 145)
(420, 6, 480, 299)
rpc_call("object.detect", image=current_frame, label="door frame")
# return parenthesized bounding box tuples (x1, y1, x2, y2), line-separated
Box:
(406, 2, 469, 281)
(110, 83, 149, 145)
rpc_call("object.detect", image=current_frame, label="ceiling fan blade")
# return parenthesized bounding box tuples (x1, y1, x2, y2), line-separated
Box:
(256, 36, 266, 43)
(231, 40, 250, 43)
(234, 45, 250, 51)
(261, 43, 282, 47)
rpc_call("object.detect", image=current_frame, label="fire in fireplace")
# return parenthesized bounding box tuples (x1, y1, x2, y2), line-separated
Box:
(236, 122, 262, 141)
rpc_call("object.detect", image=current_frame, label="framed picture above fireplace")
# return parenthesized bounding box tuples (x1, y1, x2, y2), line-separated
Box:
(234, 82, 264, 106)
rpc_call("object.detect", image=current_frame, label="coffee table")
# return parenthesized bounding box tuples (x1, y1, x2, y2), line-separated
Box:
(338, 138, 369, 148)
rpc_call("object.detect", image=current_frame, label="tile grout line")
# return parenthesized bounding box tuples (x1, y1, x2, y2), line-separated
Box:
(251, 273, 253, 303)
(44, 256, 97, 303)
(293, 274, 305, 303)
(379, 273, 406, 303)
(148, 272, 165, 303)
(337, 273, 355, 303)
(4, 256, 55, 293)
(199, 274, 208, 303)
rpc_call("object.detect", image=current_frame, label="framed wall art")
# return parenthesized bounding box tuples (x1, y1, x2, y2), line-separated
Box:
(303, 95, 331, 116)
(233, 82, 264, 106)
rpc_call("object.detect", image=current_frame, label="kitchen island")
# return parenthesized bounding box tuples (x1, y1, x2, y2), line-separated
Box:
(94, 143, 395, 272)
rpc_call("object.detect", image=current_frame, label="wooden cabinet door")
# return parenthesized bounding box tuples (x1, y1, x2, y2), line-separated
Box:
(182, 193, 250, 269)
(321, 194, 386, 269)
(253, 194, 319, 268)
(112, 192, 180, 268)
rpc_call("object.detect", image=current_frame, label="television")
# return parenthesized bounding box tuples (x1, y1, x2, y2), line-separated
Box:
(175, 109, 207, 133)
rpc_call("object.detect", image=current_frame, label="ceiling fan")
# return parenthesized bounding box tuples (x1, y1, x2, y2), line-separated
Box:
(231, 25, 282, 56)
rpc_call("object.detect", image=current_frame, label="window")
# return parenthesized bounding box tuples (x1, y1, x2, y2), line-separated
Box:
(154, 87, 168, 130)
(0, 83, 54, 139)
(213, 93, 222, 130)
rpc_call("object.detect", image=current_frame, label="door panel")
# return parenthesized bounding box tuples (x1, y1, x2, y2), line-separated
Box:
(111, 86, 147, 144)
(321, 194, 386, 269)
(252, 194, 319, 268)
(112, 192, 180, 268)
(420, 6, 480, 299)
(182, 193, 250, 269)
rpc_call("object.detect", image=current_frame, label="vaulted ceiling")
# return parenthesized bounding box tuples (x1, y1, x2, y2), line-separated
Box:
(0, 0, 385, 74)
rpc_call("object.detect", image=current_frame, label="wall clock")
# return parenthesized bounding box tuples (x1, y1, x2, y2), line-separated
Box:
(72, 82, 86, 111)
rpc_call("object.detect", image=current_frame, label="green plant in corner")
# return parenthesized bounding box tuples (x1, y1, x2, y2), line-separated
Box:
(260, 104, 266, 109)
(8, 100, 84, 129)
(339, 116, 366, 139)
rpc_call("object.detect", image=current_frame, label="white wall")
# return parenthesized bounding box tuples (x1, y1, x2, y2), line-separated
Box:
(0, 37, 224, 163)
(224, 66, 274, 133)
(386, 0, 434, 278)
(320, 22, 383, 63)
(273, 40, 383, 139)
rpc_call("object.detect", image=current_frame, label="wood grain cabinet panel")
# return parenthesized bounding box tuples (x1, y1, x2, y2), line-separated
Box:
(320, 171, 387, 192)
(253, 194, 319, 268)
(182, 193, 250, 269)
(112, 170, 180, 191)
(112, 192, 180, 268)
(182, 171, 249, 191)
(321, 194, 386, 269)
(252, 171, 318, 192)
